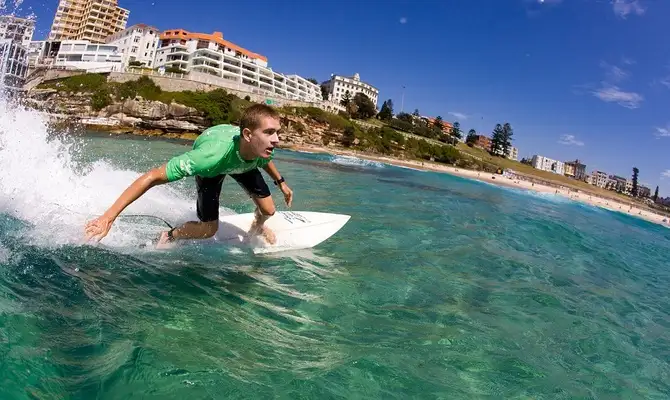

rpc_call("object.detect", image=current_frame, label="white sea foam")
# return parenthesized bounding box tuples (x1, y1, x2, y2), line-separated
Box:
(0, 96, 228, 249)
(330, 155, 385, 168)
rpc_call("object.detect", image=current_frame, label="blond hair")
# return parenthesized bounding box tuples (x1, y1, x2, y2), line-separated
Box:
(240, 103, 280, 132)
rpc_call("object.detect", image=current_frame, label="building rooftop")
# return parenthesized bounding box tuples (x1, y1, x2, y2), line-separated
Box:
(160, 29, 267, 62)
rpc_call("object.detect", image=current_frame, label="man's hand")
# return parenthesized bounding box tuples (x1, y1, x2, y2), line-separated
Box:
(82, 165, 170, 244)
(84, 214, 116, 242)
(279, 182, 293, 207)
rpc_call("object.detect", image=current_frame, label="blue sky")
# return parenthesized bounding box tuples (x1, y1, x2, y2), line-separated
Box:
(7, 0, 670, 195)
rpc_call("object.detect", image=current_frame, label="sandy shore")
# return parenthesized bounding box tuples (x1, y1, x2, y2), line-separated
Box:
(285, 144, 670, 228)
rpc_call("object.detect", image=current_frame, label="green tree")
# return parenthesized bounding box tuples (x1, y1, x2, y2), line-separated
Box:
(653, 185, 659, 202)
(466, 129, 477, 146)
(451, 121, 462, 140)
(306, 78, 318, 85)
(501, 122, 514, 156)
(490, 124, 504, 156)
(396, 112, 413, 123)
(342, 125, 356, 147)
(632, 167, 639, 197)
(412, 108, 420, 118)
(321, 85, 329, 101)
(434, 116, 444, 132)
(377, 99, 393, 120)
(352, 92, 376, 119)
(340, 91, 352, 107)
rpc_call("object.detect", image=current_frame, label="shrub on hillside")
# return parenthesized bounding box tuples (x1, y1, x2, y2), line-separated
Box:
(91, 88, 112, 111)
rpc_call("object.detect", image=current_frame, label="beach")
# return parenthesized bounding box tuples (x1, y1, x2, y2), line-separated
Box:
(286, 143, 670, 228)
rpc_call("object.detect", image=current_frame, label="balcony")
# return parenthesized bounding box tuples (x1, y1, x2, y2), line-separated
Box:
(192, 59, 220, 70)
(193, 50, 221, 62)
(222, 55, 241, 67)
(241, 64, 256, 73)
(222, 73, 240, 82)
(223, 65, 240, 74)
(192, 66, 220, 77)
(242, 77, 259, 87)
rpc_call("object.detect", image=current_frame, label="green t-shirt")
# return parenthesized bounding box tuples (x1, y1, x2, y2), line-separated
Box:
(165, 124, 273, 182)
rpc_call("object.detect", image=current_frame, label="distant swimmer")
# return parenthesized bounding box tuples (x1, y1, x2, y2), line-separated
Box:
(84, 104, 294, 247)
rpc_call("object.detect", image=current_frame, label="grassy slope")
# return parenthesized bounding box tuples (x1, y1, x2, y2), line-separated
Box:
(34, 74, 656, 209)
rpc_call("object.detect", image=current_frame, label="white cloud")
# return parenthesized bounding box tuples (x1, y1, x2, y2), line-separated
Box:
(591, 84, 643, 109)
(612, 0, 646, 18)
(600, 61, 629, 82)
(399, 17, 407, 24)
(621, 57, 636, 65)
(448, 112, 468, 120)
(654, 125, 670, 137)
(558, 134, 585, 146)
(661, 170, 670, 179)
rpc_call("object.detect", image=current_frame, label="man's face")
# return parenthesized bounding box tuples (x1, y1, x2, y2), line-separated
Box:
(244, 116, 281, 159)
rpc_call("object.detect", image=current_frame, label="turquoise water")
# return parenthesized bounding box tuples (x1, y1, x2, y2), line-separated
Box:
(1, 125, 670, 398)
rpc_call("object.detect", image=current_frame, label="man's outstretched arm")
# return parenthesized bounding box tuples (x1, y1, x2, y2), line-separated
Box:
(84, 164, 169, 242)
(262, 161, 293, 207)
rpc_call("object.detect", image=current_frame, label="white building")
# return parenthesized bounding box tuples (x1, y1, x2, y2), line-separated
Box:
(105, 23, 160, 69)
(531, 155, 564, 175)
(507, 146, 519, 161)
(29, 40, 123, 72)
(0, 38, 29, 89)
(588, 170, 608, 188)
(154, 29, 321, 102)
(0, 15, 35, 46)
(321, 73, 378, 107)
(48, 0, 129, 43)
(491, 144, 518, 160)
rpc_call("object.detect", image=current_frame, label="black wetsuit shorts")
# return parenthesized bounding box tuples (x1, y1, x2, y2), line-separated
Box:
(195, 168, 271, 222)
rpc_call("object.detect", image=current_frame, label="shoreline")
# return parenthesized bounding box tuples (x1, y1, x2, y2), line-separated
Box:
(284, 143, 670, 229)
(77, 128, 669, 229)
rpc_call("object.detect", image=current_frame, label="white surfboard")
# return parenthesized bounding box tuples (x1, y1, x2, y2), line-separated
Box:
(211, 211, 351, 254)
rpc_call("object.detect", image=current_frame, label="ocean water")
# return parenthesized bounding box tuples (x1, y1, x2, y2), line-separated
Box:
(1, 98, 670, 399)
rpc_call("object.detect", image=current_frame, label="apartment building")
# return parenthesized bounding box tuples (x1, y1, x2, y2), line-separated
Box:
(0, 15, 35, 46)
(564, 159, 587, 180)
(105, 23, 159, 68)
(0, 16, 32, 90)
(531, 155, 565, 175)
(638, 185, 651, 198)
(48, 0, 129, 43)
(490, 142, 518, 160)
(154, 29, 321, 102)
(507, 146, 519, 161)
(0, 38, 29, 89)
(29, 40, 122, 71)
(607, 175, 628, 192)
(424, 117, 453, 134)
(474, 135, 492, 151)
(588, 170, 608, 188)
(321, 73, 379, 107)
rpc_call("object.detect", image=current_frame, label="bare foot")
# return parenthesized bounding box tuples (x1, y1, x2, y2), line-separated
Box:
(249, 223, 276, 245)
(260, 225, 276, 245)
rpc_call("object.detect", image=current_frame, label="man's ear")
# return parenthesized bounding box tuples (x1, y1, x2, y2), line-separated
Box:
(241, 128, 252, 142)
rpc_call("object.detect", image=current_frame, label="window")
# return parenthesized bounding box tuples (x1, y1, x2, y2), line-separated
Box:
(133, 36, 140, 43)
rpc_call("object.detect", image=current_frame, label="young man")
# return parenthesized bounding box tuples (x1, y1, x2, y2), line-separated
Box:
(84, 104, 293, 247)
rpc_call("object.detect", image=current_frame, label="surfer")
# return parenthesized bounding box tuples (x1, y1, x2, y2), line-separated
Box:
(84, 104, 293, 247)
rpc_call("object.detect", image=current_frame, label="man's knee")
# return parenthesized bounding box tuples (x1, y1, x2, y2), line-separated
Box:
(256, 198, 276, 216)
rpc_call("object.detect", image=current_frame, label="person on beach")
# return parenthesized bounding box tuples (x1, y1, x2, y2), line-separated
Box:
(83, 104, 293, 247)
